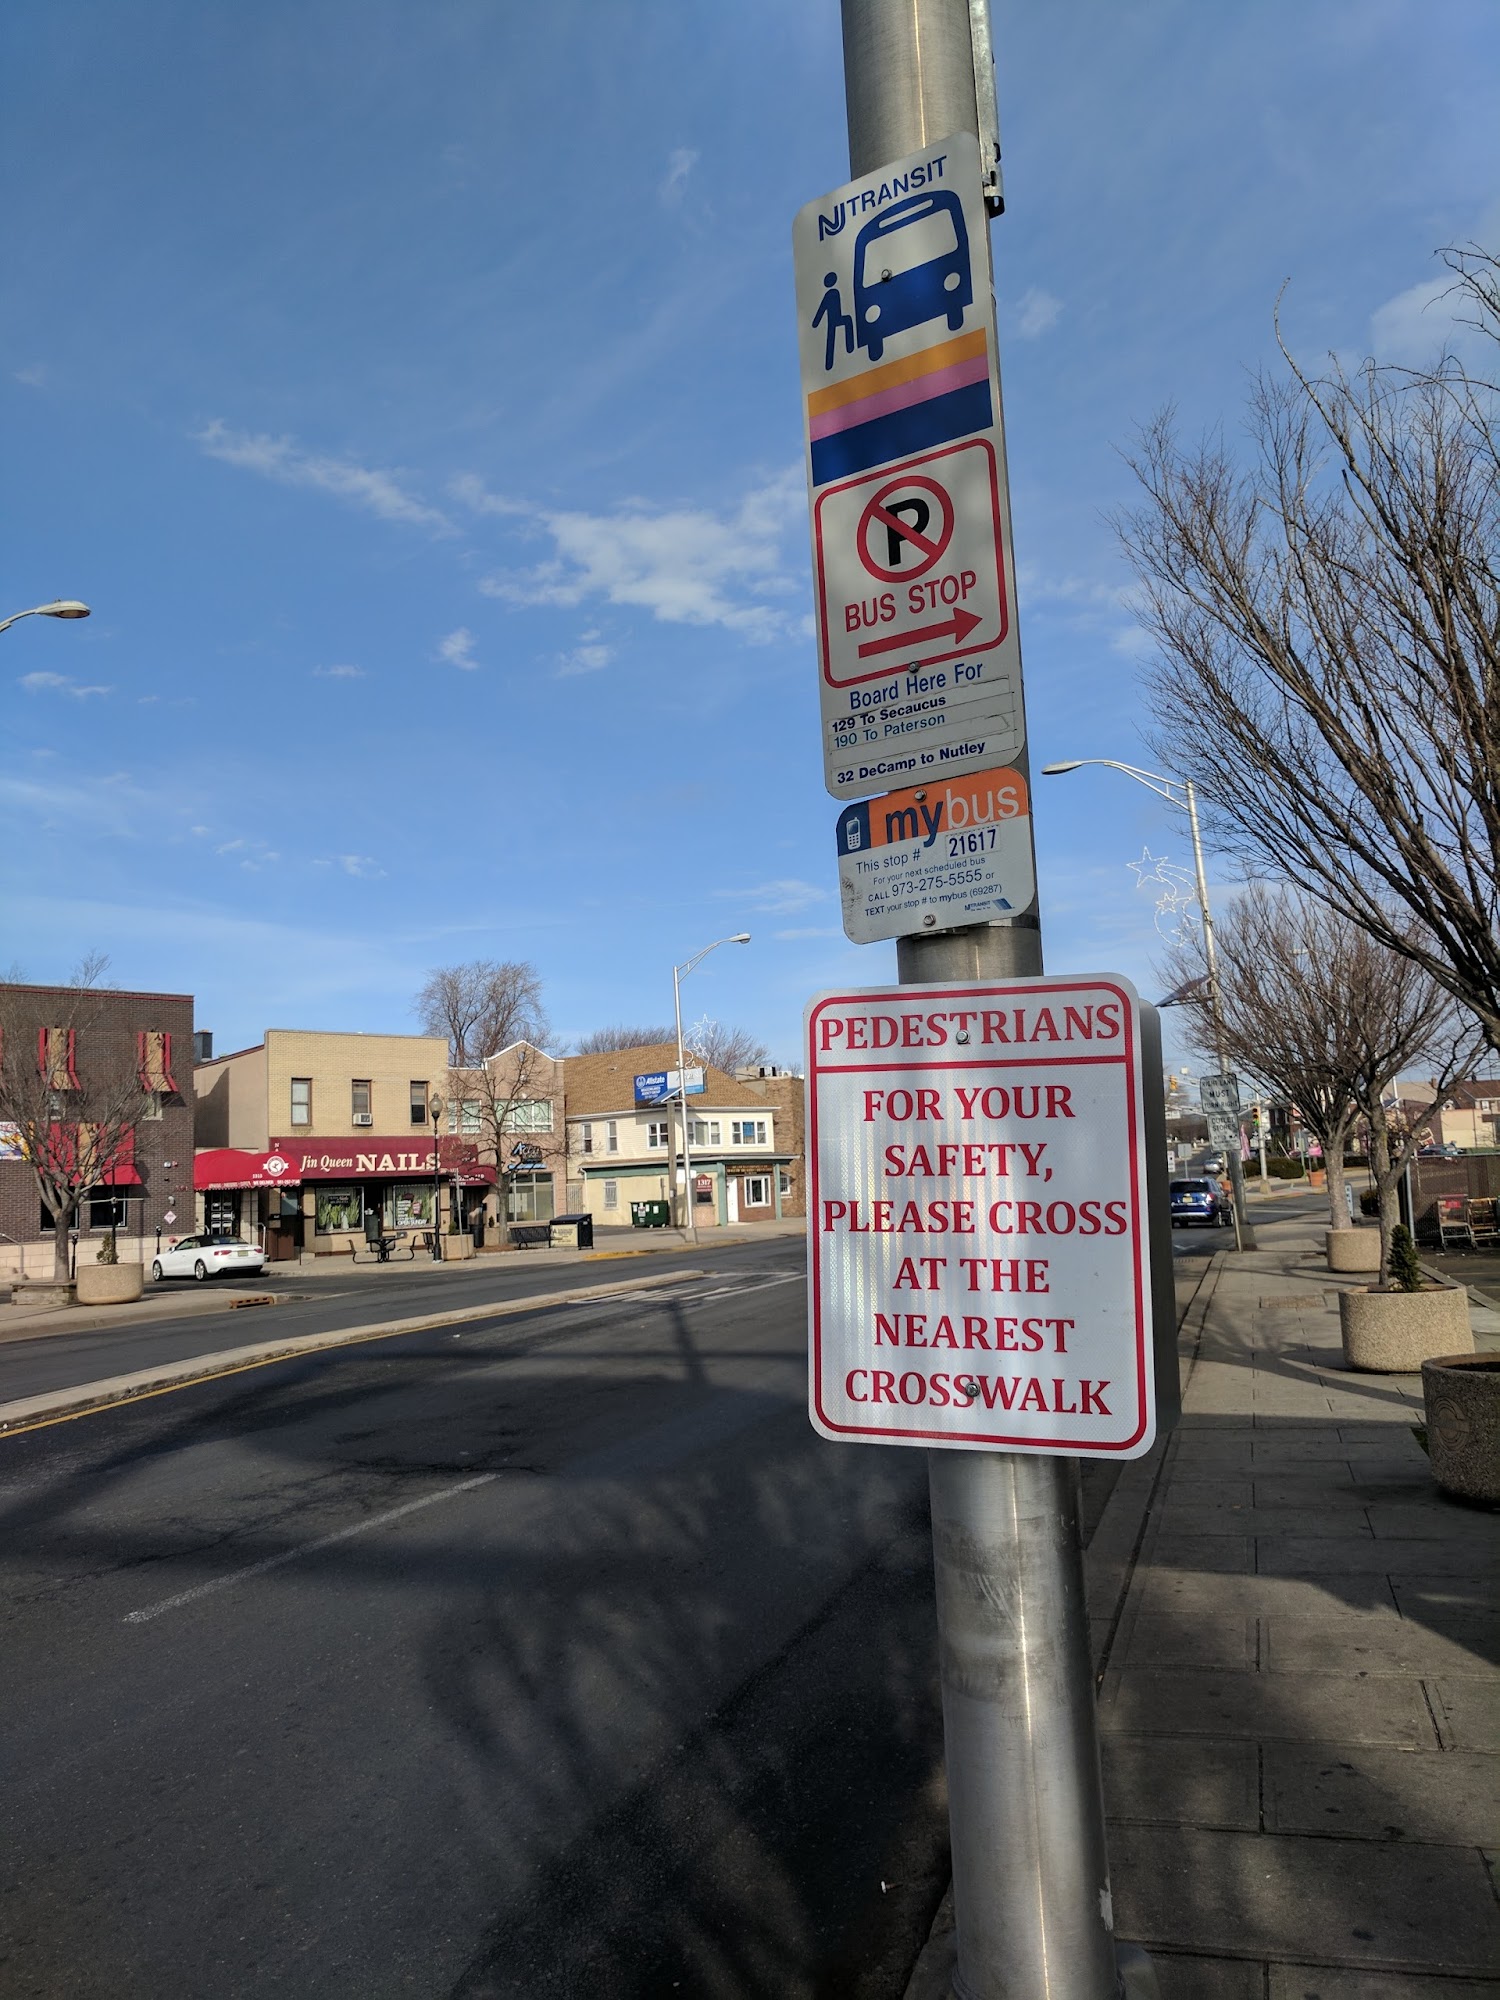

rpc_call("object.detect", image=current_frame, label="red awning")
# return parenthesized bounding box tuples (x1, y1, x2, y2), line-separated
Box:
(194, 1147, 303, 1191)
(100, 1130, 143, 1187)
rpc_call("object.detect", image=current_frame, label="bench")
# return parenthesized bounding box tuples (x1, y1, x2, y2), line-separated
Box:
(509, 1224, 551, 1250)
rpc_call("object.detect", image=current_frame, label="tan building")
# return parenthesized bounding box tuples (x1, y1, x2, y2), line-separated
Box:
(194, 1028, 484, 1258)
(562, 1042, 798, 1229)
(734, 1064, 807, 1219)
(446, 1041, 567, 1229)
(1429, 1077, 1500, 1153)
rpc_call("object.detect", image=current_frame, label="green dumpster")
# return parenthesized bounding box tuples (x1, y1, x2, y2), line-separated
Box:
(630, 1199, 670, 1228)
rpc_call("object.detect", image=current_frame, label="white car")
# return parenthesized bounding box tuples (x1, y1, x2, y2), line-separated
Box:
(151, 1234, 267, 1282)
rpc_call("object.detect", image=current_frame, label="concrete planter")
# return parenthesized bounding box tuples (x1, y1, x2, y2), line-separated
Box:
(1422, 1354, 1500, 1505)
(1339, 1282, 1473, 1372)
(75, 1260, 145, 1305)
(1327, 1228, 1382, 1273)
(442, 1234, 476, 1260)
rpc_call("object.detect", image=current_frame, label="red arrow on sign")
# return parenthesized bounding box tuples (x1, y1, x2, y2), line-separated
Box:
(856, 605, 982, 660)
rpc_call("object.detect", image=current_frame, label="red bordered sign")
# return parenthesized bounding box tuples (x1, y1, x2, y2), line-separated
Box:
(805, 974, 1157, 1457)
(813, 438, 1008, 689)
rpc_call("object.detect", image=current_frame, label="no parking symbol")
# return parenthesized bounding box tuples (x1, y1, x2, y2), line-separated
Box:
(814, 438, 1008, 688)
(856, 475, 954, 581)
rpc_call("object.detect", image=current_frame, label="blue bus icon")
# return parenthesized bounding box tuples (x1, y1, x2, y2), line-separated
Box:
(853, 190, 972, 364)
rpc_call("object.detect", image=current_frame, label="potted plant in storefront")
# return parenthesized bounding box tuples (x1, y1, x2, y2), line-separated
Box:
(1420, 1353, 1500, 1504)
(1340, 1225, 1473, 1372)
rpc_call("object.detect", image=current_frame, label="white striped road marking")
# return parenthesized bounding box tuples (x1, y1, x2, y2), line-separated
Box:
(123, 1473, 497, 1626)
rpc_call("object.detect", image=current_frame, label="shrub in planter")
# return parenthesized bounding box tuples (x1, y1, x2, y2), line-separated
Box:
(1340, 1238, 1474, 1371)
(1421, 1355, 1500, 1504)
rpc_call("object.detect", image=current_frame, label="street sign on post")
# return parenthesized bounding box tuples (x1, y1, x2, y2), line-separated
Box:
(836, 764, 1034, 942)
(1199, 1072, 1242, 1113)
(794, 134, 1031, 803)
(806, 975, 1175, 1457)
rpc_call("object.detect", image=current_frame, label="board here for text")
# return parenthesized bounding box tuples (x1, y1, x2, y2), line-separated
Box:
(806, 976, 1159, 1457)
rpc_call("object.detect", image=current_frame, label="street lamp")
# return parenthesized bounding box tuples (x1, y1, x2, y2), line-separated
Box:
(428, 1093, 445, 1261)
(1041, 757, 1256, 1250)
(672, 933, 752, 1246)
(0, 600, 91, 636)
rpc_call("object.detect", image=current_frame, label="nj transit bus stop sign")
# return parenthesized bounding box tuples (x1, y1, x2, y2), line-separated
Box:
(794, 133, 1029, 802)
(804, 975, 1179, 1457)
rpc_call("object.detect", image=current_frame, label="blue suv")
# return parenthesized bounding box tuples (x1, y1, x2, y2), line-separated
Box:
(1170, 1177, 1231, 1228)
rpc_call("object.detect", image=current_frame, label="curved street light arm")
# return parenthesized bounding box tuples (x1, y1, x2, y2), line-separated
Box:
(0, 600, 91, 636)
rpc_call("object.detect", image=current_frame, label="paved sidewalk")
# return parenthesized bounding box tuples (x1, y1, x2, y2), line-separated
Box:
(909, 1207, 1500, 1997)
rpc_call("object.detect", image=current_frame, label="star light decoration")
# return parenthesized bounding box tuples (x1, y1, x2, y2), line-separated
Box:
(1127, 846, 1199, 945)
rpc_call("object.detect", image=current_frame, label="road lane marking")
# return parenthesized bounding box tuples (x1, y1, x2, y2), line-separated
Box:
(122, 1473, 497, 1626)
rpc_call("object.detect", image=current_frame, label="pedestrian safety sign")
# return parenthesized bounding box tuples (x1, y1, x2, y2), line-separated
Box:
(794, 133, 1031, 807)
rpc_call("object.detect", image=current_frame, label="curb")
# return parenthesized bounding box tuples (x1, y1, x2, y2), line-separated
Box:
(0, 1269, 710, 1438)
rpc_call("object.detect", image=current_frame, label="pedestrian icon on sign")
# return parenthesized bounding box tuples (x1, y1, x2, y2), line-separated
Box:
(812, 272, 855, 372)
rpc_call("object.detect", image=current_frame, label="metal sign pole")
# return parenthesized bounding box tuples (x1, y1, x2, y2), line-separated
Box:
(836, 5, 1146, 1994)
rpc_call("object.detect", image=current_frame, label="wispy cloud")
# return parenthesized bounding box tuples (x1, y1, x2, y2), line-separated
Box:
(1014, 287, 1062, 339)
(473, 467, 805, 641)
(314, 853, 386, 879)
(313, 662, 365, 679)
(718, 878, 828, 916)
(195, 421, 452, 532)
(19, 671, 112, 698)
(214, 836, 282, 871)
(447, 472, 527, 518)
(556, 631, 613, 677)
(659, 147, 699, 206)
(438, 627, 479, 671)
(13, 363, 48, 388)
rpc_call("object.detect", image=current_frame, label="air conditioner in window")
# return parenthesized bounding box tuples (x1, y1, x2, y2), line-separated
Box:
(352, 1112, 373, 1126)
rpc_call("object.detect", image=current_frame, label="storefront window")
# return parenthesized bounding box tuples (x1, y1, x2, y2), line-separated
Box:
(506, 1172, 554, 1222)
(315, 1185, 363, 1233)
(383, 1182, 435, 1229)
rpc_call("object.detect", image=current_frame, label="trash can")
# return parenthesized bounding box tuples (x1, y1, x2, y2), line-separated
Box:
(630, 1200, 670, 1229)
(549, 1213, 594, 1250)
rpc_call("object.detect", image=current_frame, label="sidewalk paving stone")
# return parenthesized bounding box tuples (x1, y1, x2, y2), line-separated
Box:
(1263, 1614, 1498, 1678)
(1267, 1972, 1500, 1998)
(1100, 1665, 1439, 1748)
(1101, 1735, 1259, 1830)
(1428, 1679, 1500, 1753)
(1263, 1742, 1500, 1845)
(1108, 1822, 1500, 1975)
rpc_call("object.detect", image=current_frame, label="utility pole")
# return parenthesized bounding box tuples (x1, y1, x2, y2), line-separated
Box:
(837, 5, 1154, 1993)
(1184, 778, 1256, 1251)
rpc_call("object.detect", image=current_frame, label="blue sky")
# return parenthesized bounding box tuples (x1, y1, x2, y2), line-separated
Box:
(4, 0, 1496, 1069)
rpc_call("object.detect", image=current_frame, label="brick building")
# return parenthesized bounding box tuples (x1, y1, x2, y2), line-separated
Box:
(0, 980, 195, 1278)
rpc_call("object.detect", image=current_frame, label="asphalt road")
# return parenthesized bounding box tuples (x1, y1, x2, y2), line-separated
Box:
(0, 1228, 1224, 1999)
(0, 1243, 739, 1408)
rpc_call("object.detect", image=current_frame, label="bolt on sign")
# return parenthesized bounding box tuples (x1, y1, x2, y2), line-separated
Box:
(837, 764, 1034, 944)
(806, 976, 1174, 1457)
(793, 132, 1030, 802)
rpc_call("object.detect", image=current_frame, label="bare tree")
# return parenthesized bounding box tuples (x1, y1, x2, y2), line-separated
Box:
(416, 960, 547, 1067)
(1161, 887, 1364, 1230)
(447, 1042, 559, 1236)
(1163, 888, 1483, 1268)
(1117, 247, 1500, 1052)
(684, 1016, 770, 1075)
(572, 1025, 675, 1054)
(0, 958, 145, 1280)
